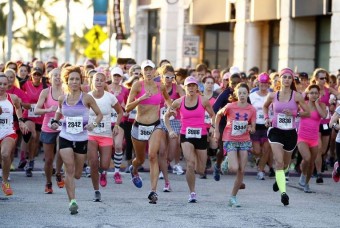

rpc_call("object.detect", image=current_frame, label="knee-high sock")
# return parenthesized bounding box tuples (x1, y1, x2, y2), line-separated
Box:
(276, 170, 286, 193)
(113, 152, 123, 173)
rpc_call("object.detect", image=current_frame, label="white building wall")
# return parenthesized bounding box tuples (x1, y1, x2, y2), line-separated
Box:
(330, 0, 340, 74)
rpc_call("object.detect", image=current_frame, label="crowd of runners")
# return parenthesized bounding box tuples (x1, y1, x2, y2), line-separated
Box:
(0, 58, 340, 214)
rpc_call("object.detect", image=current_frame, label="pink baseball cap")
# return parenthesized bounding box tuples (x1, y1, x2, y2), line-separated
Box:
(223, 72, 231, 80)
(184, 76, 198, 86)
(258, 72, 270, 83)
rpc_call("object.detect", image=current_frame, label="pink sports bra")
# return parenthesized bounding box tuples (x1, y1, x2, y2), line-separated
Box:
(135, 81, 162, 105)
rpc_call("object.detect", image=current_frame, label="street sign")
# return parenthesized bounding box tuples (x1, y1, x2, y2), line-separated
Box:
(85, 25, 108, 46)
(183, 36, 199, 58)
(84, 44, 104, 59)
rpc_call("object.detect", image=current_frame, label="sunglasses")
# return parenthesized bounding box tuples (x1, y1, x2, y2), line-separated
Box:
(319, 77, 326, 80)
(281, 75, 293, 79)
(113, 74, 122, 77)
(33, 73, 42, 77)
(165, 76, 175, 80)
(308, 92, 319, 95)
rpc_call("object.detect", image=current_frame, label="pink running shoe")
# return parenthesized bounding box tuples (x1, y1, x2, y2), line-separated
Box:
(113, 172, 122, 184)
(332, 162, 339, 183)
(100, 171, 107, 187)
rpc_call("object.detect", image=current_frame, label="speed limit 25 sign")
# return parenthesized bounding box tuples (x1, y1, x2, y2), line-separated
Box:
(183, 36, 199, 58)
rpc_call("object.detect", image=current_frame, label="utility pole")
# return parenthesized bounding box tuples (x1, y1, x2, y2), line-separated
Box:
(6, 0, 13, 61)
(65, 0, 71, 62)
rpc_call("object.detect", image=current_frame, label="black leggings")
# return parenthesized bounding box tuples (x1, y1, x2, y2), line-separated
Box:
(336, 142, 340, 165)
(122, 121, 133, 161)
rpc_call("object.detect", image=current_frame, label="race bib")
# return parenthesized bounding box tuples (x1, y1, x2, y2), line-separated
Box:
(111, 109, 118, 123)
(137, 125, 154, 141)
(204, 111, 211, 124)
(66, 116, 83, 134)
(0, 118, 11, 129)
(90, 115, 111, 133)
(128, 109, 137, 120)
(277, 113, 293, 129)
(256, 110, 265, 124)
(28, 104, 40, 118)
(231, 120, 248, 136)
(185, 127, 202, 139)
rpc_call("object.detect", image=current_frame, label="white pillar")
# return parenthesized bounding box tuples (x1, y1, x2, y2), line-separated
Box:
(329, 1, 340, 74)
(278, 0, 293, 70)
(246, 22, 262, 72)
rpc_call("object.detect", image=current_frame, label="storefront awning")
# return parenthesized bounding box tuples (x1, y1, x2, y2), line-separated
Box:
(250, 0, 280, 22)
(190, 0, 228, 25)
(292, 0, 331, 18)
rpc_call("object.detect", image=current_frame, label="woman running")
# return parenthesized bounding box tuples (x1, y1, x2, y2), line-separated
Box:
(0, 75, 29, 196)
(214, 83, 256, 207)
(249, 73, 273, 180)
(88, 72, 123, 202)
(125, 60, 172, 204)
(34, 68, 65, 193)
(263, 68, 310, 206)
(297, 85, 326, 192)
(165, 76, 215, 203)
(50, 66, 102, 214)
(158, 64, 184, 192)
(109, 67, 129, 184)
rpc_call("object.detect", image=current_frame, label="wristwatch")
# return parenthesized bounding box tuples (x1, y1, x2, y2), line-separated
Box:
(332, 123, 337, 129)
(92, 122, 98, 127)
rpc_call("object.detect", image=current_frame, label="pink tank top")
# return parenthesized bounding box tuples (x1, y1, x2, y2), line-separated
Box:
(180, 96, 207, 136)
(135, 81, 162, 105)
(22, 81, 45, 124)
(110, 85, 129, 123)
(160, 84, 181, 120)
(272, 90, 298, 130)
(298, 109, 321, 140)
(319, 87, 330, 124)
(42, 88, 60, 133)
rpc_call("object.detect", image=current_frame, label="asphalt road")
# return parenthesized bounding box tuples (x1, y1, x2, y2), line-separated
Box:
(1, 155, 340, 227)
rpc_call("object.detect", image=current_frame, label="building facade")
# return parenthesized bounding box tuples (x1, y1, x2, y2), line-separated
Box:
(128, 0, 339, 74)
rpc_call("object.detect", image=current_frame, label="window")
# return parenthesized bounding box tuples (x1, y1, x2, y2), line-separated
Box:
(268, 20, 280, 71)
(204, 28, 230, 69)
(315, 16, 330, 70)
(147, 10, 160, 64)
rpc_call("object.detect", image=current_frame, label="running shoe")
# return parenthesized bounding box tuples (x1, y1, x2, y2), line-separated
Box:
(273, 181, 279, 192)
(257, 171, 265, 180)
(159, 172, 164, 180)
(124, 166, 131, 173)
(113, 172, 122, 184)
(100, 171, 107, 187)
(316, 174, 323, 184)
(2, 182, 13, 196)
(285, 171, 289, 183)
(18, 159, 27, 169)
(304, 184, 312, 193)
(281, 192, 289, 206)
(85, 166, 91, 178)
(228, 196, 240, 207)
(44, 182, 53, 194)
(56, 173, 65, 188)
(213, 164, 221, 181)
(332, 161, 340, 183)
(129, 165, 142, 188)
(10, 164, 15, 171)
(221, 156, 228, 174)
(299, 174, 306, 187)
(93, 191, 102, 202)
(148, 191, 158, 204)
(163, 182, 172, 192)
(172, 164, 184, 175)
(69, 199, 78, 214)
(25, 160, 34, 177)
(268, 168, 275, 178)
(188, 192, 197, 203)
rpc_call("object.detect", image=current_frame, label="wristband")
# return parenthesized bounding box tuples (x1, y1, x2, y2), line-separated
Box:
(18, 117, 25, 122)
(51, 119, 61, 125)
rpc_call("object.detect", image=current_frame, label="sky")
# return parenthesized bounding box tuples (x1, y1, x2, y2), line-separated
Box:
(1, 0, 95, 62)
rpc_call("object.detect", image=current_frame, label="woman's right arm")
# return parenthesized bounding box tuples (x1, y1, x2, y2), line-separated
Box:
(125, 82, 141, 113)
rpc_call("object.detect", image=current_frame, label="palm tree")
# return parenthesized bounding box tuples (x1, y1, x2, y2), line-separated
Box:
(0, 3, 7, 62)
(48, 20, 64, 56)
(16, 29, 48, 57)
(71, 28, 88, 64)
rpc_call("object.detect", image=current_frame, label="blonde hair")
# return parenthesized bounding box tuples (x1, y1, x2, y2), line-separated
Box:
(91, 72, 108, 91)
(4, 68, 20, 89)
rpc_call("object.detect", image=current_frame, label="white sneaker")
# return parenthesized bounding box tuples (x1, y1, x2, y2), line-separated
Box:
(256, 171, 265, 180)
(159, 171, 164, 179)
(173, 164, 184, 175)
(85, 166, 91, 178)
